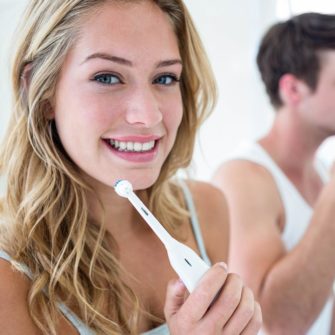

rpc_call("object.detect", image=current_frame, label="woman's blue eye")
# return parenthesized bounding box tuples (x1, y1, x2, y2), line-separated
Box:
(154, 75, 179, 86)
(94, 74, 120, 85)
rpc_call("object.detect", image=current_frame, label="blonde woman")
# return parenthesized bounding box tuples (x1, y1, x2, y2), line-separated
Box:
(0, 1, 261, 334)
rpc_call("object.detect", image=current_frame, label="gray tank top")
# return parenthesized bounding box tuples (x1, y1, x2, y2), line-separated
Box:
(0, 180, 211, 335)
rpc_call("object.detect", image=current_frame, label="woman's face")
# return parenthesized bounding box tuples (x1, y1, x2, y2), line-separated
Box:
(53, 1, 183, 192)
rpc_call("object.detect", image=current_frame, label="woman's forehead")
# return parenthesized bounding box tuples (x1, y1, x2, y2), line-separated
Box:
(70, 1, 180, 63)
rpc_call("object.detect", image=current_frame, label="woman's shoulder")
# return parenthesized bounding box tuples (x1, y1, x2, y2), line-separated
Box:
(182, 179, 228, 214)
(0, 256, 30, 297)
(0, 255, 76, 334)
(0, 256, 40, 333)
(181, 179, 229, 263)
(184, 179, 225, 197)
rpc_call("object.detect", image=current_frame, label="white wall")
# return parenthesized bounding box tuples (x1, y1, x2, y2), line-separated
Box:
(0, 0, 334, 191)
(0, 2, 27, 141)
(183, 0, 277, 179)
(0, 1, 27, 193)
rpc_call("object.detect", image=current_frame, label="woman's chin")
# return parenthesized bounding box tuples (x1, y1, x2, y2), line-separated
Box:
(104, 172, 160, 192)
(126, 176, 158, 191)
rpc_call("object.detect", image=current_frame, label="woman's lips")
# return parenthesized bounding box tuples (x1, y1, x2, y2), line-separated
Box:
(102, 138, 160, 163)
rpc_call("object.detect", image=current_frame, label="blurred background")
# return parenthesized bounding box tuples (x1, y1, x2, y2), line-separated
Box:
(0, 0, 334, 192)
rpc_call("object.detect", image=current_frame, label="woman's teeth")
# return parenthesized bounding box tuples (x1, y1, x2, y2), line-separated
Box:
(109, 139, 155, 152)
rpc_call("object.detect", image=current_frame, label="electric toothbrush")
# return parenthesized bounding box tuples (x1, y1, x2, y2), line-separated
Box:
(114, 179, 210, 292)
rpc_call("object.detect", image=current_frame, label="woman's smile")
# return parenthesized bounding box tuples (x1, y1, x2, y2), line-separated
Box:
(102, 135, 161, 163)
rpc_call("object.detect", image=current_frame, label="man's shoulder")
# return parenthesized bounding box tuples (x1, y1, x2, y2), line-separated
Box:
(213, 158, 278, 195)
(212, 157, 284, 228)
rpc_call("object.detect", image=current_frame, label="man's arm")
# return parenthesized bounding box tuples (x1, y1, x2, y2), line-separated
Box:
(212, 160, 335, 335)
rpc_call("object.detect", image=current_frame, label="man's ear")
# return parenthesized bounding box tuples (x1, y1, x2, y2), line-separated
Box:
(278, 73, 311, 107)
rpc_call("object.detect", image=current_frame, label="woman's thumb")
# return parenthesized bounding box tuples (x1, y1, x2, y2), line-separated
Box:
(164, 278, 187, 321)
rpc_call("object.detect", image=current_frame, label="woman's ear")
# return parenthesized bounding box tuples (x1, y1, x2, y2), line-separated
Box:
(43, 101, 55, 120)
(21, 63, 55, 119)
(20, 62, 33, 92)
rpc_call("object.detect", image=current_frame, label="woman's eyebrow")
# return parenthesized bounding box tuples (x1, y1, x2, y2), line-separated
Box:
(156, 59, 182, 68)
(81, 53, 133, 66)
(81, 52, 182, 68)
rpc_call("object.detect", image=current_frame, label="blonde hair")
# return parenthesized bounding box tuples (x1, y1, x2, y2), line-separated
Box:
(0, 0, 216, 334)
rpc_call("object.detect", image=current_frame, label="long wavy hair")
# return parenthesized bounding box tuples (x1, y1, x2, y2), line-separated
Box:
(0, 0, 216, 334)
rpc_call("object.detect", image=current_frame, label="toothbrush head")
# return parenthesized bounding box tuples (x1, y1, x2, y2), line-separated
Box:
(114, 179, 133, 197)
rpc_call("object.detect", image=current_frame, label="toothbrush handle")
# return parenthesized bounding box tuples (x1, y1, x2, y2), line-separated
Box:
(127, 191, 210, 292)
(128, 193, 173, 245)
(167, 239, 210, 292)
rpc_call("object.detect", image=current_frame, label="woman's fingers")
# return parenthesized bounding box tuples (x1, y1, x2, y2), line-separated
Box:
(165, 263, 228, 334)
(204, 273, 245, 331)
(219, 285, 257, 334)
(180, 262, 229, 322)
(240, 302, 262, 335)
(164, 263, 262, 335)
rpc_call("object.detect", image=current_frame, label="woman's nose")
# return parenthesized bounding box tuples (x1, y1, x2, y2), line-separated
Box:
(124, 86, 163, 127)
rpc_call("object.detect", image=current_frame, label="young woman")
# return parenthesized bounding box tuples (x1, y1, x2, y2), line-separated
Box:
(0, 1, 261, 334)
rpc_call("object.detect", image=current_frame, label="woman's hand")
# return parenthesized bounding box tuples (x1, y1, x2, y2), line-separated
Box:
(164, 263, 262, 334)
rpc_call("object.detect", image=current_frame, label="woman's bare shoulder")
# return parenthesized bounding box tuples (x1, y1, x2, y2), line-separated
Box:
(0, 257, 31, 298)
(0, 258, 43, 334)
(0, 257, 80, 334)
(182, 180, 229, 263)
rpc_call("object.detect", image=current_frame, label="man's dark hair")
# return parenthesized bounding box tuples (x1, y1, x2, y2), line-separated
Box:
(256, 12, 335, 108)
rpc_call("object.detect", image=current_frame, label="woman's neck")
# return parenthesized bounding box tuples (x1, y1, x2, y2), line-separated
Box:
(86, 183, 150, 237)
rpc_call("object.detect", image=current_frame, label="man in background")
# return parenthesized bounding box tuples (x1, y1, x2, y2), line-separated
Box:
(213, 12, 335, 334)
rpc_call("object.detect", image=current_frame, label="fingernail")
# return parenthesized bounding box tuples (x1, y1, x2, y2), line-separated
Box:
(217, 262, 228, 272)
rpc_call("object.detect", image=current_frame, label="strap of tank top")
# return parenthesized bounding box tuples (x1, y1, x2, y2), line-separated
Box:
(0, 249, 33, 279)
(57, 303, 95, 335)
(178, 180, 211, 266)
(141, 323, 169, 335)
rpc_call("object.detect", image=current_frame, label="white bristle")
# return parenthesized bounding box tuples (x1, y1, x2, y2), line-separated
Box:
(114, 179, 133, 197)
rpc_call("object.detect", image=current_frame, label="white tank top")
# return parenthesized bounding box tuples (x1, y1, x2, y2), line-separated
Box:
(229, 141, 333, 335)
